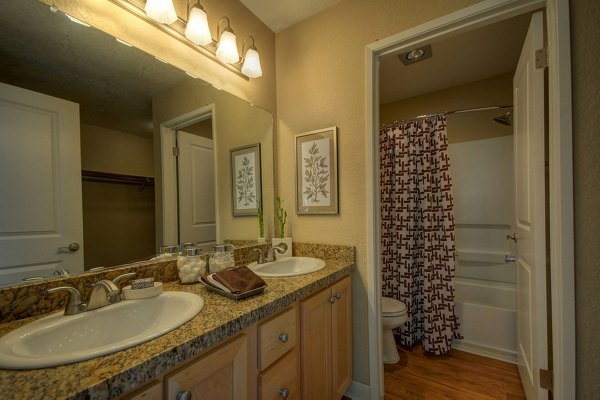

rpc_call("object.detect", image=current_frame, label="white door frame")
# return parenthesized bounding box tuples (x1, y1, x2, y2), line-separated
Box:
(365, 0, 574, 398)
(160, 105, 217, 245)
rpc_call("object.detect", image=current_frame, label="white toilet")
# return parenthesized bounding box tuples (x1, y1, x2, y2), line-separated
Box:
(382, 297, 408, 364)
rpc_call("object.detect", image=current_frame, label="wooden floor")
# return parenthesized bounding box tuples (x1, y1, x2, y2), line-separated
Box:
(383, 341, 526, 400)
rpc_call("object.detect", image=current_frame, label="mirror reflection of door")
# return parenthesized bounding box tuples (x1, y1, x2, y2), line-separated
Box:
(176, 118, 217, 248)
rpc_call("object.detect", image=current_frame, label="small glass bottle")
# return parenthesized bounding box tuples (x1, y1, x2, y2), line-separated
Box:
(209, 244, 235, 273)
(177, 247, 207, 284)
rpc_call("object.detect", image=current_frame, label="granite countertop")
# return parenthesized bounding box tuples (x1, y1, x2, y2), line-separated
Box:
(0, 259, 353, 400)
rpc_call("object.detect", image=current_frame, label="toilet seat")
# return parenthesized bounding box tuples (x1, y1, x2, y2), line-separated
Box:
(382, 297, 407, 317)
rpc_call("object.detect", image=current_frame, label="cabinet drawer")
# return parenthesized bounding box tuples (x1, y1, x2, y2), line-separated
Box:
(258, 350, 299, 400)
(258, 307, 296, 370)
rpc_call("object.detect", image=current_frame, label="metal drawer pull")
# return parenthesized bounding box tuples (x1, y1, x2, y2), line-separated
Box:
(279, 387, 289, 399)
(278, 333, 289, 343)
(328, 296, 336, 303)
(335, 292, 341, 300)
(176, 391, 192, 400)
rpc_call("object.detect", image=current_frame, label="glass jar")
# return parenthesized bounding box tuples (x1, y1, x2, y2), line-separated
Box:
(209, 244, 235, 273)
(156, 244, 179, 260)
(177, 247, 207, 284)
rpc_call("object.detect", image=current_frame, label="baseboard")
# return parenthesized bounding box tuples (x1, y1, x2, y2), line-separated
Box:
(344, 380, 371, 399)
(453, 339, 518, 364)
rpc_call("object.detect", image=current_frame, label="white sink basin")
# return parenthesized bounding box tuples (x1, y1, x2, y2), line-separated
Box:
(248, 256, 326, 277)
(0, 291, 204, 370)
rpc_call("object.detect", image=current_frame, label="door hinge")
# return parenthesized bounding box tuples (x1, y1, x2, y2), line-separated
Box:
(535, 48, 548, 69)
(540, 368, 553, 392)
(172, 146, 180, 157)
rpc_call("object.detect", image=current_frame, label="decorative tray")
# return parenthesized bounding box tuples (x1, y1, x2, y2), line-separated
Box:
(199, 276, 266, 300)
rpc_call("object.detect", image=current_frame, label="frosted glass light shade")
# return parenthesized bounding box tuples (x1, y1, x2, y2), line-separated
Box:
(185, 7, 212, 46)
(144, 0, 177, 24)
(216, 30, 239, 64)
(241, 48, 262, 78)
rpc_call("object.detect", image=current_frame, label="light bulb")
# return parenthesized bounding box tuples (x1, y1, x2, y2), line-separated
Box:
(216, 30, 239, 64)
(185, 6, 212, 46)
(241, 48, 262, 78)
(144, 0, 177, 24)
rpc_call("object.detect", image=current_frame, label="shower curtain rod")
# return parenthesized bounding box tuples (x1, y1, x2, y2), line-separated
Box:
(381, 105, 513, 128)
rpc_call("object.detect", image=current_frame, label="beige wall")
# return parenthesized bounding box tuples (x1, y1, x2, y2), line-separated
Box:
(570, 0, 600, 397)
(275, 0, 480, 386)
(381, 73, 513, 143)
(41, 0, 276, 112)
(153, 79, 274, 245)
(80, 124, 154, 176)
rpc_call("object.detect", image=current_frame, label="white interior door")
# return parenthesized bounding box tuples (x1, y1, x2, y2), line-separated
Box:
(0, 82, 83, 284)
(513, 12, 547, 399)
(177, 131, 216, 246)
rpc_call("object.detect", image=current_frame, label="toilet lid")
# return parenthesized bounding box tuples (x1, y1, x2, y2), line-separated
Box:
(381, 297, 407, 316)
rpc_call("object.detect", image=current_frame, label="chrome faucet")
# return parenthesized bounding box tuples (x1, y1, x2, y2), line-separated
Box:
(46, 272, 136, 314)
(254, 243, 288, 264)
(87, 272, 136, 310)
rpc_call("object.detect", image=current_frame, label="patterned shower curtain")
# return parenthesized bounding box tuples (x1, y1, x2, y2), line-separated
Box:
(380, 115, 460, 355)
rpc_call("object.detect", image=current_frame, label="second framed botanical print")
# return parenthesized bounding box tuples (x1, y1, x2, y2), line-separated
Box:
(295, 126, 338, 214)
(230, 143, 262, 216)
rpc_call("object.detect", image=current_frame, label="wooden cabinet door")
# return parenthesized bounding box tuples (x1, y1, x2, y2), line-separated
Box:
(165, 334, 248, 400)
(300, 287, 332, 400)
(331, 276, 353, 399)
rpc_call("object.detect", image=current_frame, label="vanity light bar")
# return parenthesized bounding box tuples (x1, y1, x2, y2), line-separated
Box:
(108, 0, 252, 80)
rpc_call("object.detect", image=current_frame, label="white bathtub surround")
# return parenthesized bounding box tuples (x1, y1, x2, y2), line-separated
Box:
(449, 135, 517, 361)
(271, 237, 292, 257)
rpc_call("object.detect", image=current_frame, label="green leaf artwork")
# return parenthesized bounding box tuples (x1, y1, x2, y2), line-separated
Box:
(303, 142, 329, 203)
(236, 155, 256, 206)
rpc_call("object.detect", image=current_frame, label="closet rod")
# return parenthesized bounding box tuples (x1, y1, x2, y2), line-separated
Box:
(381, 105, 513, 128)
(81, 170, 155, 186)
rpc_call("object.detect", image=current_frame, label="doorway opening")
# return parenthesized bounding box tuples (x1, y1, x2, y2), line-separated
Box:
(364, 1, 574, 399)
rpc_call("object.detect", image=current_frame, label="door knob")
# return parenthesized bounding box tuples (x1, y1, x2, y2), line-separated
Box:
(176, 391, 192, 400)
(58, 243, 80, 252)
(506, 233, 518, 242)
(278, 333, 289, 343)
(279, 387, 289, 399)
(505, 255, 516, 263)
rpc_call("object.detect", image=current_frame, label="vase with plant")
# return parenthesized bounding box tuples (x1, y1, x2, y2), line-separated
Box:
(272, 196, 292, 257)
(257, 199, 265, 242)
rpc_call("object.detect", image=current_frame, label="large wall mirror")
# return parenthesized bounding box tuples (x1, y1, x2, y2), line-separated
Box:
(0, 0, 274, 287)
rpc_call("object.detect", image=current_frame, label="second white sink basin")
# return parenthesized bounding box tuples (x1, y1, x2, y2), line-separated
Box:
(248, 256, 326, 277)
(0, 291, 204, 370)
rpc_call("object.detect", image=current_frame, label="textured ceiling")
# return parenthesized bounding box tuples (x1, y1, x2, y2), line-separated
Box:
(240, 0, 342, 32)
(0, 0, 195, 137)
(379, 12, 534, 104)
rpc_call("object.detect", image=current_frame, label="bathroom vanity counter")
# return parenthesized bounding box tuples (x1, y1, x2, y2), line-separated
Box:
(0, 256, 354, 399)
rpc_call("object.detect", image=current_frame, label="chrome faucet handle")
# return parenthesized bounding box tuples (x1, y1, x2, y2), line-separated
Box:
(253, 248, 267, 264)
(47, 286, 86, 315)
(87, 280, 121, 310)
(112, 272, 136, 287)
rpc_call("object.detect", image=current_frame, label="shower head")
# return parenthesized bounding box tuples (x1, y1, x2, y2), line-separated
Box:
(493, 111, 512, 126)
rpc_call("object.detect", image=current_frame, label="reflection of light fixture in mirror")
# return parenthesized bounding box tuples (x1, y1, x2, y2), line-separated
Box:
(144, 0, 177, 24)
(184, 1, 212, 46)
(240, 36, 262, 78)
(65, 14, 91, 27)
(216, 17, 239, 64)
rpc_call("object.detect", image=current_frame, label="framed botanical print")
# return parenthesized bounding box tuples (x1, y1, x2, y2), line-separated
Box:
(295, 126, 338, 214)
(230, 143, 262, 216)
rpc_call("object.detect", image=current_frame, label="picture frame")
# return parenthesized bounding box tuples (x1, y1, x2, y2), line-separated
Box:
(295, 126, 338, 215)
(230, 143, 262, 216)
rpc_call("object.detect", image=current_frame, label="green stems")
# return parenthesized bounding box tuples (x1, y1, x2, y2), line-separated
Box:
(276, 196, 287, 239)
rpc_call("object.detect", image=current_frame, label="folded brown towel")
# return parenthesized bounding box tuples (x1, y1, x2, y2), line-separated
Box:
(212, 266, 266, 294)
